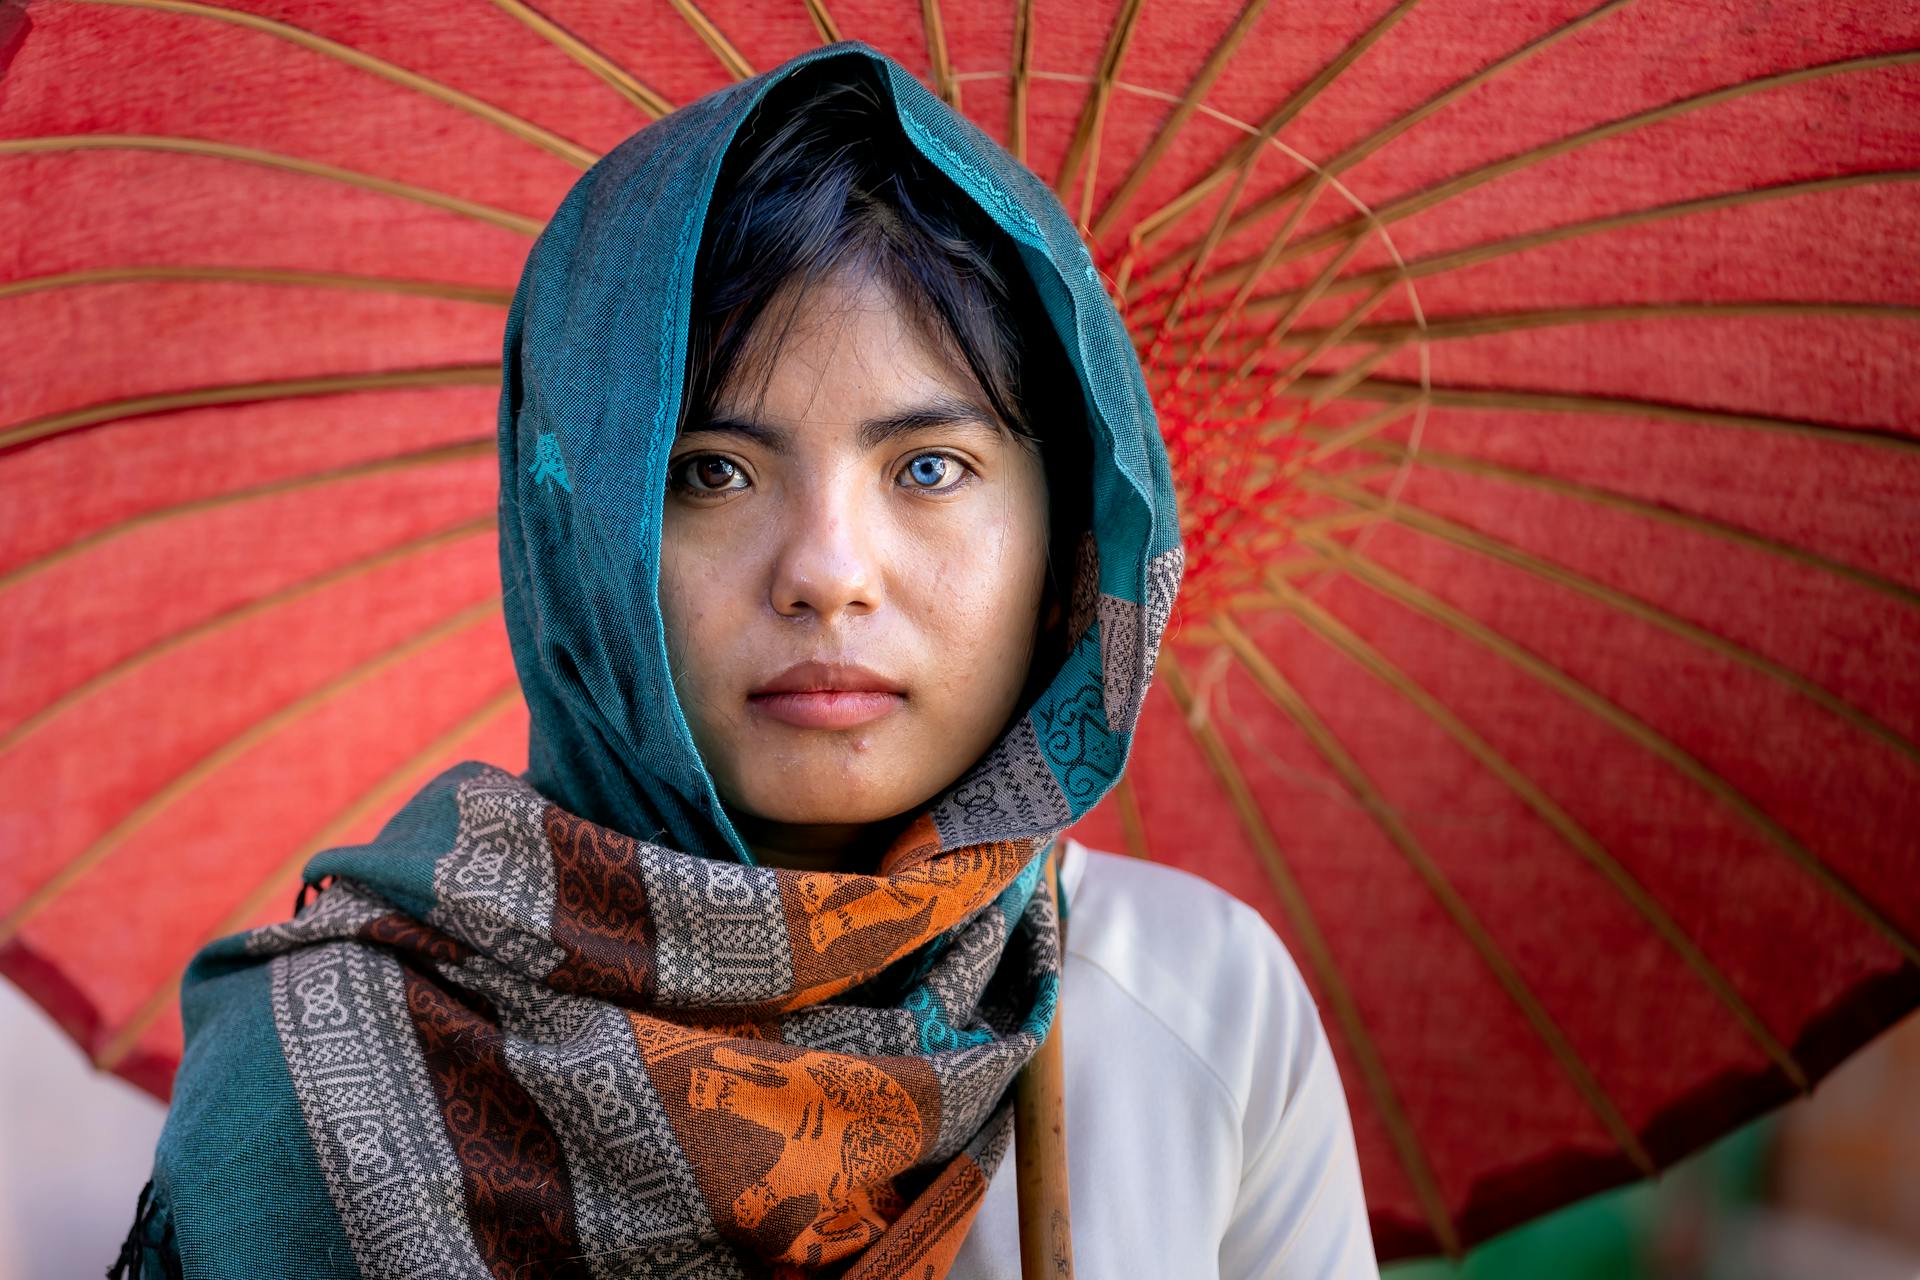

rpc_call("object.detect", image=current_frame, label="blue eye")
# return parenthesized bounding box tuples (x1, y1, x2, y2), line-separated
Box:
(902, 453, 968, 491)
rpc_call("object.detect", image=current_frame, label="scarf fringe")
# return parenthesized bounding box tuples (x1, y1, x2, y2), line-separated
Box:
(107, 1179, 181, 1280)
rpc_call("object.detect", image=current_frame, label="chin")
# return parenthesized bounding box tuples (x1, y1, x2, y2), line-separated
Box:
(737, 766, 924, 828)
(749, 792, 912, 828)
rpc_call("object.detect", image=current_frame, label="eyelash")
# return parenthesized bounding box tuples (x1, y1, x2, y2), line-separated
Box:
(666, 451, 977, 499)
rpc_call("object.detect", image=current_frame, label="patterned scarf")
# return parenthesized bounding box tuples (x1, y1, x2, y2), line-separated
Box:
(128, 39, 1183, 1280)
(199, 767, 1066, 1276)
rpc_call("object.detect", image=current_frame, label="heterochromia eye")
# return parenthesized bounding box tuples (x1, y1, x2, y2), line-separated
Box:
(904, 453, 958, 489)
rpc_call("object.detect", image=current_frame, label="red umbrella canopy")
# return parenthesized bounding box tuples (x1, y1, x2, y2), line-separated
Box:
(3, 0, 1917, 1262)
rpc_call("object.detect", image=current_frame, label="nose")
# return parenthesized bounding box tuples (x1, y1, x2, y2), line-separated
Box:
(768, 471, 881, 623)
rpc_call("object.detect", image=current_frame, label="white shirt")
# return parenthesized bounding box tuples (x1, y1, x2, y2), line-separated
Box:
(953, 837, 1381, 1279)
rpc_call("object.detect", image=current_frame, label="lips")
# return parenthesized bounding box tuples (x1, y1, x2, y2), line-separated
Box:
(748, 661, 906, 730)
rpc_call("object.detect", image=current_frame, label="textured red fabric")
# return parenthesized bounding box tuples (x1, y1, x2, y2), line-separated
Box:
(2, 0, 1916, 1262)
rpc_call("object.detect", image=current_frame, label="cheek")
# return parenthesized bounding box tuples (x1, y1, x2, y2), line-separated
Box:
(658, 531, 728, 690)
(909, 489, 1050, 679)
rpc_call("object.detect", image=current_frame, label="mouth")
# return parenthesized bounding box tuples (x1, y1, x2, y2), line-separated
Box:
(747, 661, 907, 731)
(747, 690, 905, 730)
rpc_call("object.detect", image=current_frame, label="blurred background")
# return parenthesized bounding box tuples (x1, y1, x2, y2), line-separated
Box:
(1388, 1012, 1920, 1280)
(2, 978, 1914, 1279)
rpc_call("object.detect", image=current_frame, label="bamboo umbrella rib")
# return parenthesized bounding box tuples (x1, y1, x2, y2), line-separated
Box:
(1172, 171, 1336, 373)
(1306, 335, 1416, 409)
(1295, 499, 1403, 532)
(482, 0, 673, 117)
(950, 70, 1423, 318)
(1304, 474, 1920, 771)
(1177, 311, 1903, 423)
(92, 683, 525, 1071)
(1329, 301, 1920, 345)
(666, 0, 755, 79)
(0, 266, 514, 305)
(921, 0, 959, 107)
(1247, 578, 1809, 1089)
(1149, 153, 1278, 368)
(1010, 0, 1034, 163)
(1202, 373, 1920, 458)
(1364, 382, 1920, 455)
(1, 365, 499, 452)
(0, 599, 506, 948)
(1210, 611, 1665, 1178)
(64, 0, 599, 167)
(1292, 493, 1920, 968)
(1236, 231, 1369, 371)
(1212, 519, 1400, 618)
(803, 0, 842, 44)
(1152, 167, 1345, 395)
(1271, 0, 1641, 224)
(1126, 0, 1425, 248)
(1183, 51, 1920, 296)
(1197, 233, 1368, 413)
(1188, 299, 1915, 375)
(1237, 172, 1920, 315)
(1110, 768, 1151, 860)
(1285, 395, 1424, 471)
(0, 137, 544, 236)
(1269, 281, 1401, 397)
(1158, 650, 1463, 1257)
(1088, 0, 1274, 239)
(1212, 579, 1343, 622)
(0, 517, 499, 757)
(1131, 0, 1637, 255)
(1053, 0, 1147, 212)
(1292, 426, 1920, 614)
(1268, 552, 1339, 577)
(0, 440, 493, 595)
(1214, 497, 1461, 605)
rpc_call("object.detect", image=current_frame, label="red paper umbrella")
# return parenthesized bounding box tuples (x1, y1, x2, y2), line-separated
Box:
(3, 0, 1917, 1262)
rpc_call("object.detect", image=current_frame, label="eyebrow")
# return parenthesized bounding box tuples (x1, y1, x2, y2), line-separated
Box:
(682, 393, 1006, 453)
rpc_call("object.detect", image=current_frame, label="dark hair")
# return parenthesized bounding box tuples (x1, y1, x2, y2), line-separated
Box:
(681, 63, 1094, 711)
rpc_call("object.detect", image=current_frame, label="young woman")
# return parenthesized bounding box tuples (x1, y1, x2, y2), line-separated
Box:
(116, 42, 1378, 1279)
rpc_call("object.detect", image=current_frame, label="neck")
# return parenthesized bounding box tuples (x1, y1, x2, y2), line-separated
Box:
(725, 807, 916, 876)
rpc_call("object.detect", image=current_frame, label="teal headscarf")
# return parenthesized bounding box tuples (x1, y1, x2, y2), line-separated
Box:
(122, 40, 1182, 1280)
(499, 41, 1182, 864)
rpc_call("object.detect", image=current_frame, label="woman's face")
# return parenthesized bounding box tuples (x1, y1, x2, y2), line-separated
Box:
(659, 265, 1052, 863)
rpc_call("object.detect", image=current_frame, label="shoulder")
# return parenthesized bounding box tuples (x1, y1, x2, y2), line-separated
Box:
(1058, 840, 1382, 1277)
(1058, 839, 1323, 1126)
(1062, 838, 1287, 965)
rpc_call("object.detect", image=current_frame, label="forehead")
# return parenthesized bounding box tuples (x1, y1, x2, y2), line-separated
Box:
(710, 267, 995, 433)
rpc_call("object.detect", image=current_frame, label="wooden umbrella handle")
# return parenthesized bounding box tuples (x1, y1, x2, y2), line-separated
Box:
(1013, 846, 1074, 1279)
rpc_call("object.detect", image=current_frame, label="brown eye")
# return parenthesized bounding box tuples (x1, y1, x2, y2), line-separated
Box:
(672, 454, 747, 495)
